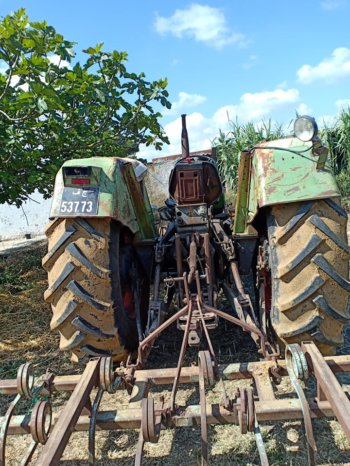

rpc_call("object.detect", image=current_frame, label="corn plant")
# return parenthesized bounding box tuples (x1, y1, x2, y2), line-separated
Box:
(321, 107, 350, 196)
(214, 118, 285, 191)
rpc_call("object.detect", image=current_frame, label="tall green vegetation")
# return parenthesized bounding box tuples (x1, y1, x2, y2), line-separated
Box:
(214, 118, 285, 191)
(321, 107, 350, 196)
(215, 110, 350, 199)
(0, 9, 171, 206)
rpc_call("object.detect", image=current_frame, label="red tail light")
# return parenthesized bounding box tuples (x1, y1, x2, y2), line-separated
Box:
(72, 178, 90, 185)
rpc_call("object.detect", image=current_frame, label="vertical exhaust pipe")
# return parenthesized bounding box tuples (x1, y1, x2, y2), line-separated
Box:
(181, 114, 190, 158)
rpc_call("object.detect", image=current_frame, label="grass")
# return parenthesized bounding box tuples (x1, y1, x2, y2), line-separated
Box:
(0, 245, 83, 381)
(1, 244, 350, 465)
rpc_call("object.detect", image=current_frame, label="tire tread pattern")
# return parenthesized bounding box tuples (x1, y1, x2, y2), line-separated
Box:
(268, 198, 349, 354)
(44, 218, 128, 362)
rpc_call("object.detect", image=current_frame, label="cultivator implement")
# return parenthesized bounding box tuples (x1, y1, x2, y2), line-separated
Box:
(1, 333, 350, 465)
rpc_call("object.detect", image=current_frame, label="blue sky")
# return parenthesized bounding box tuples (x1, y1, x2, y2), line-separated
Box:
(1, 0, 350, 158)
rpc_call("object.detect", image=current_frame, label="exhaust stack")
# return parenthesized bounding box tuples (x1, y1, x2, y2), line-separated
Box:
(181, 114, 190, 158)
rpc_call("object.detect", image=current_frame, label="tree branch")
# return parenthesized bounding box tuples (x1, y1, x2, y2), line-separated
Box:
(0, 54, 20, 102)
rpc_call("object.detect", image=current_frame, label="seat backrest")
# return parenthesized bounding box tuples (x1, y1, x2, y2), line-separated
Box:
(176, 168, 204, 204)
(169, 157, 223, 206)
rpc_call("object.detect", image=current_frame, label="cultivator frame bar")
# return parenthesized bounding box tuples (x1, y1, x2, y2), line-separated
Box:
(1, 340, 350, 465)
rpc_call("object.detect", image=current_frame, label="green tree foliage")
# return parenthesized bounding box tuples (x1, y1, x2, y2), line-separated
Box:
(214, 118, 285, 191)
(0, 9, 171, 206)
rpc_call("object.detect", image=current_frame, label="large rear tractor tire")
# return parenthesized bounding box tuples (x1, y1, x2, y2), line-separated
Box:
(43, 217, 148, 362)
(267, 198, 350, 355)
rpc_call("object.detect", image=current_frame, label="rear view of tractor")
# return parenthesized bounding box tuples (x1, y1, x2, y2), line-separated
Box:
(1, 114, 350, 466)
(42, 113, 350, 366)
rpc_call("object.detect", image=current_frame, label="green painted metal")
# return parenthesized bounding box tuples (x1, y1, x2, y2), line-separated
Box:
(252, 137, 339, 208)
(233, 151, 252, 235)
(234, 137, 340, 234)
(50, 157, 156, 240)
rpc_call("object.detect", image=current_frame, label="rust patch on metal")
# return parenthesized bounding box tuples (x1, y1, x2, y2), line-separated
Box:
(284, 186, 301, 195)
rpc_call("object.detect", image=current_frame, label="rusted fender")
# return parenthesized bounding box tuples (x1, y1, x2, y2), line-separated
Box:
(251, 137, 339, 208)
(49, 157, 156, 240)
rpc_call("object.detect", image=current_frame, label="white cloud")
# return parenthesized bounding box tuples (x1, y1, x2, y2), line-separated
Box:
(154, 4, 248, 49)
(140, 87, 302, 160)
(336, 98, 350, 110)
(168, 91, 207, 114)
(48, 54, 70, 68)
(10, 75, 29, 92)
(297, 47, 350, 84)
(162, 112, 212, 155)
(320, 0, 344, 10)
(297, 103, 312, 115)
(213, 88, 300, 122)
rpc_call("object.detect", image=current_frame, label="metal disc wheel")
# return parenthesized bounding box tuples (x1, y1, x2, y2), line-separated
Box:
(267, 198, 350, 354)
(43, 218, 149, 362)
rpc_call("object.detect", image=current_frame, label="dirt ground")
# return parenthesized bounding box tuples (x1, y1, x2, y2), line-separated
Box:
(1, 240, 350, 465)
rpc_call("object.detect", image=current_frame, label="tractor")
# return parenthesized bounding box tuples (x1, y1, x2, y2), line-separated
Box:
(43, 114, 349, 363)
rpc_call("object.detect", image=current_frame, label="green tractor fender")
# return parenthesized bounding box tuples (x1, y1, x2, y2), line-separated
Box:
(234, 137, 340, 234)
(50, 156, 156, 240)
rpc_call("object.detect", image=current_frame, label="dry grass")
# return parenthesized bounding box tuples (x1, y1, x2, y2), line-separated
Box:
(1, 245, 350, 465)
(0, 245, 84, 379)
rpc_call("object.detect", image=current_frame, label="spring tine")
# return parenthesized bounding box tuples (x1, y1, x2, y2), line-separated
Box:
(286, 345, 316, 466)
(198, 352, 209, 466)
(0, 393, 21, 466)
(17, 363, 34, 399)
(88, 387, 104, 466)
(20, 440, 38, 466)
(254, 415, 269, 466)
(134, 431, 145, 466)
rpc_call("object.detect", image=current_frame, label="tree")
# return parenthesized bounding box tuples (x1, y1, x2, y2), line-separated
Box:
(0, 9, 171, 206)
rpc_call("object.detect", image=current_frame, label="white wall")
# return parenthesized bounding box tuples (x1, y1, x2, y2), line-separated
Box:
(0, 190, 51, 241)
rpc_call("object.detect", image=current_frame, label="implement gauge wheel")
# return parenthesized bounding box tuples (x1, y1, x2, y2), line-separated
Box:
(267, 198, 350, 354)
(43, 218, 148, 362)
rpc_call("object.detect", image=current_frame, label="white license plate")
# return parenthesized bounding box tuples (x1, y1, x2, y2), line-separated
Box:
(59, 187, 99, 215)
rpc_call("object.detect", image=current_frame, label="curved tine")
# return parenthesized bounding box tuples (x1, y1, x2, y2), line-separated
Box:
(0, 394, 21, 466)
(20, 440, 39, 466)
(286, 345, 316, 466)
(17, 363, 34, 399)
(254, 414, 269, 466)
(30, 400, 52, 445)
(198, 353, 208, 466)
(88, 387, 104, 466)
(134, 431, 145, 466)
